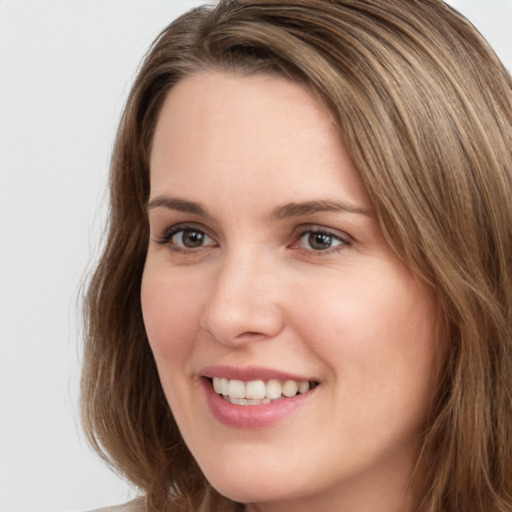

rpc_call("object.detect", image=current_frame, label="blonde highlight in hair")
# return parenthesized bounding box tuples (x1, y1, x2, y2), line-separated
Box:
(81, 1, 512, 510)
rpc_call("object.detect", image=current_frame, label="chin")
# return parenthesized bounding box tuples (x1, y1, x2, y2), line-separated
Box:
(199, 456, 301, 504)
(209, 479, 291, 506)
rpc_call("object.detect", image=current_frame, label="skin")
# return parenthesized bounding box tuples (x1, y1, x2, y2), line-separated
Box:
(142, 71, 440, 512)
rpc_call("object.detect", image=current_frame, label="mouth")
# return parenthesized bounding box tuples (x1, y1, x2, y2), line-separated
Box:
(200, 367, 319, 427)
(206, 376, 319, 406)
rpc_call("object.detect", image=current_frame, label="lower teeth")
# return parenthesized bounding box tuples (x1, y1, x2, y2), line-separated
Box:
(221, 392, 312, 406)
(224, 397, 274, 406)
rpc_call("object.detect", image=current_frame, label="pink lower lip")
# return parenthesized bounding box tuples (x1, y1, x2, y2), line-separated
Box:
(201, 378, 315, 429)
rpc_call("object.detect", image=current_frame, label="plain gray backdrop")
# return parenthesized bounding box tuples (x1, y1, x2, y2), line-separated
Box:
(0, 1, 510, 511)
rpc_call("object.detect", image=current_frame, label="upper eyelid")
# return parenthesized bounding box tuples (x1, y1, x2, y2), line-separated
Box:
(294, 224, 353, 242)
(160, 222, 212, 237)
(152, 221, 354, 246)
(154, 222, 216, 246)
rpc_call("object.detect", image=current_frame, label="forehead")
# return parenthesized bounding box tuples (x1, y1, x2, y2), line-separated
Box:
(149, 71, 369, 210)
(151, 71, 333, 162)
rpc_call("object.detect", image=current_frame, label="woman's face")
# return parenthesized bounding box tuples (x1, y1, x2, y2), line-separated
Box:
(142, 71, 439, 512)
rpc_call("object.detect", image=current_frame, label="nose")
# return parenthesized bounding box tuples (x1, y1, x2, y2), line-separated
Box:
(199, 251, 285, 346)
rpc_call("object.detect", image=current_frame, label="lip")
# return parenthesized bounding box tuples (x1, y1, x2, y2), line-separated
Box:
(199, 365, 317, 429)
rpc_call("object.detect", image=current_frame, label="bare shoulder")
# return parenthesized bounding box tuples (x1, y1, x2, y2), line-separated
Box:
(87, 498, 146, 512)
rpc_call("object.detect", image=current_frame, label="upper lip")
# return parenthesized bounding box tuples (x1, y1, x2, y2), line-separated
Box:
(200, 365, 315, 382)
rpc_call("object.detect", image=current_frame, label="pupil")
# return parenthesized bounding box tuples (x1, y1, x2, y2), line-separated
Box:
(309, 232, 332, 250)
(183, 230, 204, 248)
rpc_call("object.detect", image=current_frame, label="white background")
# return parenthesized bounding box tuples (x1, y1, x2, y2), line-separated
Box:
(0, 1, 510, 511)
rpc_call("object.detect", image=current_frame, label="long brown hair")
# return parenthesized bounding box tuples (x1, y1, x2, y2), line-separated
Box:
(81, 1, 512, 510)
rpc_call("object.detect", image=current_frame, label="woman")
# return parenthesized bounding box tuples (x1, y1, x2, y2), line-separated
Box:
(81, 1, 512, 511)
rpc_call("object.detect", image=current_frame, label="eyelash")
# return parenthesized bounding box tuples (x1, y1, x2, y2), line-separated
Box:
(292, 226, 352, 255)
(156, 223, 216, 254)
(154, 223, 352, 256)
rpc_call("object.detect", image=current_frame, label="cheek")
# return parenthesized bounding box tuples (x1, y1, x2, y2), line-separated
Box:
(140, 267, 204, 367)
(293, 268, 439, 405)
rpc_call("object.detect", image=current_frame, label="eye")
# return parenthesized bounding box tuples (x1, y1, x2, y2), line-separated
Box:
(294, 228, 350, 253)
(173, 228, 212, 248)
(157, 225, 215, 251)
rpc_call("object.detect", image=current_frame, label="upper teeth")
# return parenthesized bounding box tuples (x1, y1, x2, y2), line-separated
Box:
(212, 377, 310, 401)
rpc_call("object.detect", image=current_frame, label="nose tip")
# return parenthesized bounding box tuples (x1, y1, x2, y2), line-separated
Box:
(200, 299, 284, 345)
(199, 262, 285, 346)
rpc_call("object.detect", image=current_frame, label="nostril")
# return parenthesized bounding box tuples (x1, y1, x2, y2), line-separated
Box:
(234, 331, 272, 342)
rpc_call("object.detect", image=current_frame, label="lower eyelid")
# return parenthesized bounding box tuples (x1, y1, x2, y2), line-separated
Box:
(291, 228, 352, 254)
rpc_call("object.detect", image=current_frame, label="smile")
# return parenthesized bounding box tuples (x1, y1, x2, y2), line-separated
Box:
(211, 377, 316, 405)
(200, 366, 319, 427)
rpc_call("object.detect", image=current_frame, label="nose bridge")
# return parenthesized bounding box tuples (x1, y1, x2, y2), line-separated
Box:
(200, 244, 284, 344)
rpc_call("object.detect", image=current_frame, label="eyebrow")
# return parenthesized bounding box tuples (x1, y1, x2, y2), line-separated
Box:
(146, 196, 373, 219)
(271, 200, 373, 219)
(146, 196, 210, 217)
